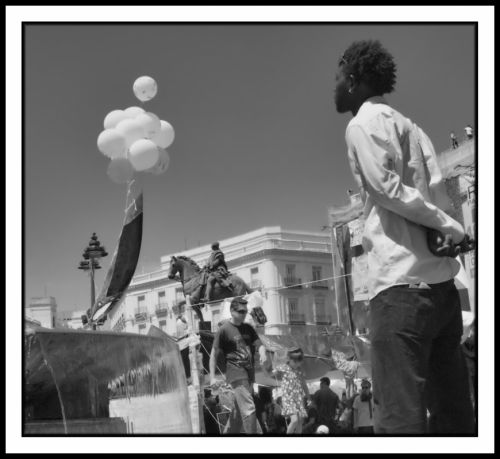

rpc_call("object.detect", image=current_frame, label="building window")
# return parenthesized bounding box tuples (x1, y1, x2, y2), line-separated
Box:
(138, 323, 146, 334)
(312, 265, 328, 288)
(288, 298, 305, 323)
(285, 264, 300, 287)
(314, 296, 330, 324)
(250, 267, 261, 289)
(137, 295, 146, 311)
(159, 319, 167, 331)
(156, 291, 168, 317)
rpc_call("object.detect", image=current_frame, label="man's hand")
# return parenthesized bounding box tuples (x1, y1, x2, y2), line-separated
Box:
(427, 228, 459, 257)
(427, 229, 475, 257)
(427, 228, 460, 257)
(258, 346, 268, 365)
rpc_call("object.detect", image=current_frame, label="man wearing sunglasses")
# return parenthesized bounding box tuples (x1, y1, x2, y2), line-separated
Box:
(352, 379, 374, 434)
(209, 297, 267, 433)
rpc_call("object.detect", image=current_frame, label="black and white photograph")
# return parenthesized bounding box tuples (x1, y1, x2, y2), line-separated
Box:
(7, 5, 494, 455)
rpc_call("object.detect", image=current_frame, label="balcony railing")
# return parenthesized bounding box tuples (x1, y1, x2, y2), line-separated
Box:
(284, 277, 302, 288)
(134, 309, 148, 322)
(315, 314, 331, 324)
(155, 302, 169, 317)
(311, 280, 329, 289)
(289, 313, 306, 324)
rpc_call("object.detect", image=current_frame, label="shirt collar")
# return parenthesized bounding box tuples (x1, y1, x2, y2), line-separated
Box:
(348, 96, 388, 127)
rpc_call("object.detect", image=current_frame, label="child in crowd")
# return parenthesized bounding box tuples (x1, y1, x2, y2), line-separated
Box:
(272, 348, 309, 434)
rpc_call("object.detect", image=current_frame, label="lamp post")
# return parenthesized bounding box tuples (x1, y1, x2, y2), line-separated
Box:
(78, 232, 108, 329)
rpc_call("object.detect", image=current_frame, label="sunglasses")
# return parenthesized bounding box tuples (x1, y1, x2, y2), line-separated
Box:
(235, 310, 248, 315)
(361, 386, 370, 390)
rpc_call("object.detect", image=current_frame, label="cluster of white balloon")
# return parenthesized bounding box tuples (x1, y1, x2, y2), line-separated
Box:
(97, 76, 174, 184)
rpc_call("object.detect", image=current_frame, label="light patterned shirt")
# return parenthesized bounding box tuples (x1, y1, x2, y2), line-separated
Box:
(345, 97, 464, 299)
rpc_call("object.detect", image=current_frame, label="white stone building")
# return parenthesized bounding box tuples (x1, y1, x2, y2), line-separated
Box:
(107, 227, 336, 337)
(25, 297, 58, 329)
(438, 139, 476, 309)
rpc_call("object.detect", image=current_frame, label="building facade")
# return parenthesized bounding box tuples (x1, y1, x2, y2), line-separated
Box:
(25, 297, 58, 329)
(438, 139, 476, 309)
(107, 227, 336, 337)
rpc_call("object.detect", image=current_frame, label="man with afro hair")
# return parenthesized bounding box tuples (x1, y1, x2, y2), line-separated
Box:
(333, 40, 474, 434)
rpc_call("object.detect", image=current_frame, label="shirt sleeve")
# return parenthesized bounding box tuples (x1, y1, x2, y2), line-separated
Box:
(346, 119, 465, 243)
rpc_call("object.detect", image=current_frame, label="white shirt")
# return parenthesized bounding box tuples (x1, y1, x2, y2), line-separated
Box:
(345, 97, 464, 299)
(353, 395, 374, 428)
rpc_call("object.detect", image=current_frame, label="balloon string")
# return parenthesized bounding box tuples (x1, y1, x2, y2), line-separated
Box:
(124, 179, 138, 214)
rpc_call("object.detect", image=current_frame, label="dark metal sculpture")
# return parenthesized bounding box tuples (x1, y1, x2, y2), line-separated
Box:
(167, 255, 253, 322)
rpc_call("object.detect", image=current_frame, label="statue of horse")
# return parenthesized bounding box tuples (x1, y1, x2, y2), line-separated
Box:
(167, 255, 254, 322)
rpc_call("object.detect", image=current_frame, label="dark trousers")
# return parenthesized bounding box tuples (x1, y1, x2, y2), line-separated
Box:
(370, 280, 475, 434)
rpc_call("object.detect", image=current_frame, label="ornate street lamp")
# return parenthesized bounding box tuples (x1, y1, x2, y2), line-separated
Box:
(78, 232, 108, 329)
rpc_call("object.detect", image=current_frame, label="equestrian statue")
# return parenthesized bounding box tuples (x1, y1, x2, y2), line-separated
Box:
(167, 242, 255, 323)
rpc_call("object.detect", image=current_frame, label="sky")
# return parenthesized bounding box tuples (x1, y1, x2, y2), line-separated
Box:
(9, 6, 495, 456)
(23, 22, 476, 314)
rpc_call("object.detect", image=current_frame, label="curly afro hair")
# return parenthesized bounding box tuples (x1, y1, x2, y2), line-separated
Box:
(339, 40, 397, 95)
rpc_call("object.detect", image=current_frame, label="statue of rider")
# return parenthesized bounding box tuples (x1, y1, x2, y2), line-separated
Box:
(201, 242, 233, 302)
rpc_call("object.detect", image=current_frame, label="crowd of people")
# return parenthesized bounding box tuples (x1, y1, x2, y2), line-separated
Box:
(203, 371, 376, 435)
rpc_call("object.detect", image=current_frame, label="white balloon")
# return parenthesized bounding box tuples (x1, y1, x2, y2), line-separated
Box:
(124, 106, 145, 119)
(152, 120, 175, 149)
(107, 157, 134, 184)
(115, 118, 146, 148)
(135, 112, 161, 139)
(150, 148, 170, 175)
(97, 129, 127, 159)
(129, 139, 160, 171)
(133, 76, 158, 102)
(103, 109, 128, 130)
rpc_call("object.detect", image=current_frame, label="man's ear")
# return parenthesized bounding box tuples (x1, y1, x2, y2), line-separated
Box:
(348, 74, 357, 92)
